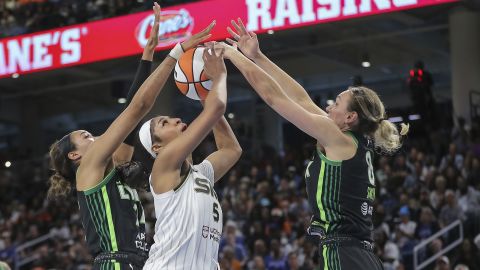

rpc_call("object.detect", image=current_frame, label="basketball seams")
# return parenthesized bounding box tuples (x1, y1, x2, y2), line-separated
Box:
(190, 47, 197, 83)
(173, 47, 212, 100)
(176, 59, 189, 82)
(177, 47, 195, 82)
(174, 80, 211, 84)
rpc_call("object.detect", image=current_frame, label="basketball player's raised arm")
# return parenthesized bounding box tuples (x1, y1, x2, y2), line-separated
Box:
(224, 45, 348, 149)
(206, 116, 242, 182)
(226, 18, 327, 117)
(151, 45, 227, 193)
(113, 3, 160, 165)
(78, 21, 216, 190)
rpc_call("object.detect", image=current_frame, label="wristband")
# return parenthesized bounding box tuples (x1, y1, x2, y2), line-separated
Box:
(168, 43, 184, 61)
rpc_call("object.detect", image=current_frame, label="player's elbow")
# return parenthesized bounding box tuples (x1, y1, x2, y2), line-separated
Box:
(232, 145, 243, 161)
(225, 147, 242, 165)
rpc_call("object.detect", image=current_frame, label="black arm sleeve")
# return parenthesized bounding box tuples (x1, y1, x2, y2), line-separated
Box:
(123, 59, 153, 146)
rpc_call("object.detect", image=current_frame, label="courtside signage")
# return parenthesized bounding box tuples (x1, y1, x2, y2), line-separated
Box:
(0, 0, 457, 78)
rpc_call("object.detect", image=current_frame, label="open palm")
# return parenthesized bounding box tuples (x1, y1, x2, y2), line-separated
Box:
(227, 18, 260, 60)
(181, 20, 216, 51)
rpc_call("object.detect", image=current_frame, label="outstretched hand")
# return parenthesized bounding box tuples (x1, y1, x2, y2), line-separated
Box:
(202, 43, 226, 81)
(206, 41, 237, 59)
(181, 20, 216, 51)
(143, 2, 161, 59)
(226, 18, 261, 60)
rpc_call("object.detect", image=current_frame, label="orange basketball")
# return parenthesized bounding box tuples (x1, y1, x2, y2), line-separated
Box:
(174, 47, 212, 100)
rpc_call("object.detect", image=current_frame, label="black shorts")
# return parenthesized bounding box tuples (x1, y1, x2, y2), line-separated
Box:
(319, 243, 383, 270)
(93, 261, 142, 270)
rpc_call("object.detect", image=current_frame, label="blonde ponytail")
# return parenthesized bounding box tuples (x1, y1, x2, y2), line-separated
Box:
(373, 120, 409, 154)
(348, 86, 409, 154)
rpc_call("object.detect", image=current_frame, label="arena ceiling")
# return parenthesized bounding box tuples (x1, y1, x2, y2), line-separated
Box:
(0, 0, 474, 153)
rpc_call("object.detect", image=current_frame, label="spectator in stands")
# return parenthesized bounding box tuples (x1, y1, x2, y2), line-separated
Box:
(374, 230, 400, 270)
(419, 188, 435, 212)
(439, 190, 465, 227)
(249, 239, 271, 268)
(435, 255, 451, 270)
(0, 0, 201, 38)
(469, 158, 480, 188)
(220, 245, 242, 270)
(220, 226, 248, 266)
(451, 117, 469, 154)
(251, 255, 267, 270)
(440, 144, 464, 172)
(373, 204, 390, 237)
(453, 239, 480, 270)
(456, 176, 480, 214)
(392, 155, 410, 188)
(267, 238, 288, 270)
(395, 206, 417, 246)
(286, 251, 300, 270)
(415, 207, 439, 240)
(431, 175, 447, 211)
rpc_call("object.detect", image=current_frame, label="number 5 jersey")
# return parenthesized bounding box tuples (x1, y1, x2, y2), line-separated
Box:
(144, 160, 222, 270)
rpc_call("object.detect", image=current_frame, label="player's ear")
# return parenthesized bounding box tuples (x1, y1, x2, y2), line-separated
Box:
(152, 143, 162, 155)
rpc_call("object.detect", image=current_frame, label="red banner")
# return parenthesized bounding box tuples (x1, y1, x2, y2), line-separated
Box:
(0, 0, 457, 79)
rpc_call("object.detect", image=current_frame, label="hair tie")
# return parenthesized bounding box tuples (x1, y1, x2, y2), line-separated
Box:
(377, 118, 387, 124)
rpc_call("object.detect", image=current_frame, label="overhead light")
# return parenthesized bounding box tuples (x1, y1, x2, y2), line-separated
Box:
(326, 99, 334, 106)
(388, 116, 403, 123)
(12, 73, 19, 79)
(408, 114, 421, 121)
(267, 29, 274, 35)
(5, 161, 11, 168)
(117, 98, 127, 104)
(228, 113, 235, 119)
(361, 54, 371, 68)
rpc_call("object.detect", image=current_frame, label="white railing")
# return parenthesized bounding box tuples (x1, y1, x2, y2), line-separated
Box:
(413, 219, 463, 270)
(14, 232, 54, 270)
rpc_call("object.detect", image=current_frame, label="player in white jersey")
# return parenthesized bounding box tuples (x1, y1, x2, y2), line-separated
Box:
(138, 43, 242, 270)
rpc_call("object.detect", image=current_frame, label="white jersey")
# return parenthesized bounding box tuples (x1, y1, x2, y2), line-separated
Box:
(144, 160, 222, 270)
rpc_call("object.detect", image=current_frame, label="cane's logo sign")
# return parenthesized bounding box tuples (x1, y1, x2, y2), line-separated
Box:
(136, 9, 194, 48)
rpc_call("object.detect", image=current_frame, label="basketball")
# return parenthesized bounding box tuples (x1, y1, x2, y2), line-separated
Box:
(174, 47, 213, 100)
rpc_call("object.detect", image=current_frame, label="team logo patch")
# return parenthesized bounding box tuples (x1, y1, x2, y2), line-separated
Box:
(361, 202, 368, 216)
(202, 225, 209, 238)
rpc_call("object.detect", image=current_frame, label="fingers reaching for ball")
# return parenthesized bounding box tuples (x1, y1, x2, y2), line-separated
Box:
(181, 20, 216, 51)
(202, 43, 227, 81)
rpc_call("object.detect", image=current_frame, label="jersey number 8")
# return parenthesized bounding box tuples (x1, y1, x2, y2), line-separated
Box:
(365, 151, 375, 185)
